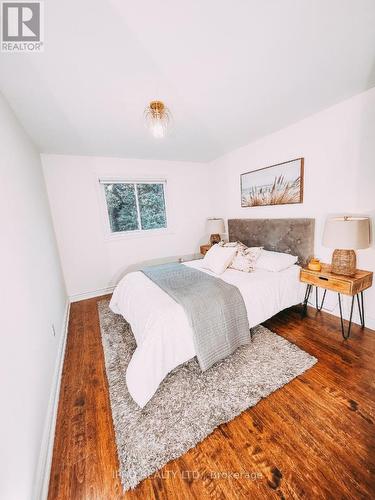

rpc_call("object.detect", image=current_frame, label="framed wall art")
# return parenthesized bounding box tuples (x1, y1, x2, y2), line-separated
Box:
(241, 158, 304, 207)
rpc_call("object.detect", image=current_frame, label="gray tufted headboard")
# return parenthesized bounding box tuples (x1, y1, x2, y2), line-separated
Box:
(228, 218, 315, 266)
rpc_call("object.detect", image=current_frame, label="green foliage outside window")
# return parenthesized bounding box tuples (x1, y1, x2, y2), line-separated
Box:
(104, 182, 167, 233)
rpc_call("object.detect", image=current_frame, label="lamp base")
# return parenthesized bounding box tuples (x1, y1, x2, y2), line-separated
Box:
(331, 249, 356, 276)
(210, 233, 221, 245)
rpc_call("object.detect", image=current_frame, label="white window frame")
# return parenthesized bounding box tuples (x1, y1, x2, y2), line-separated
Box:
(99, 178, 169, 240)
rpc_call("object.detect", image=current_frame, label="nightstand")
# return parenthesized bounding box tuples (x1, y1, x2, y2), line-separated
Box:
(300, 264, 373, 339)
(200, 244, 211, 256)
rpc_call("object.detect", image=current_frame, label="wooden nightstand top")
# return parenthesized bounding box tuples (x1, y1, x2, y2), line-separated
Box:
(200, 244, 211, 256)
(300, 263, 373, 296)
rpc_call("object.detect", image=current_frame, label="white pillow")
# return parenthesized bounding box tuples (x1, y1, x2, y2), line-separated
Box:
(255, 250, 298, 272)
(202, 244, 237, 275)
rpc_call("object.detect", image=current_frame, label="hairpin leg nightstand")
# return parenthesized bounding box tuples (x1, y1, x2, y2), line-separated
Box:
(300, 264, 373, 339)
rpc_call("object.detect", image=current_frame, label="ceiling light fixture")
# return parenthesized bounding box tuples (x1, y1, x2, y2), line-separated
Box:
(144, 100, 171, 139)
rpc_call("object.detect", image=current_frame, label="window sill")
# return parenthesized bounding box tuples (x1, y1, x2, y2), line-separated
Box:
(105, 228, 174, 242)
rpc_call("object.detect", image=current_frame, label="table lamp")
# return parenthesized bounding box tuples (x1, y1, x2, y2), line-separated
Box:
(322, 216, 370, 276)
(206, 218, 225, 245)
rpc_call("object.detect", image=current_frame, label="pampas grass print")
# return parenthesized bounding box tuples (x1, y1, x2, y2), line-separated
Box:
(242, 175, 301, 207)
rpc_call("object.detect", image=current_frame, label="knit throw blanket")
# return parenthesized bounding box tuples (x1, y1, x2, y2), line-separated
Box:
(141, 263, 250, 371)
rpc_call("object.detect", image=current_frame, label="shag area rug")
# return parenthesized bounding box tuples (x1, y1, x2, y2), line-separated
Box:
(98, 300, 317, 491)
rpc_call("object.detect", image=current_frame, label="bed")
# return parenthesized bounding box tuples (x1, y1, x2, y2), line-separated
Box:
(110, 218, 315, 407)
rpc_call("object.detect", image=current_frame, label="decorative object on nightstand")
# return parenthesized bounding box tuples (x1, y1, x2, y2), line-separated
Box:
(322, 216, 370, 276)
(200, 244, 211, 256)
(300, 264, 373, 339)
(307, 258, 321, 271)
(206, 218, 225, 245)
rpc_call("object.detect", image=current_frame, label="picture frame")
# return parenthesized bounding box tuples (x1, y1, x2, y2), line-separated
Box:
(240, 157, 304, 208)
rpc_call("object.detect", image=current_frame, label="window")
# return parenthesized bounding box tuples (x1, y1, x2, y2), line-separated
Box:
(101, 180, 167, 234)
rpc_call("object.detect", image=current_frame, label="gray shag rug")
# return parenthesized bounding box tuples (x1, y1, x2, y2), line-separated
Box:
(98, 300, 317, 491)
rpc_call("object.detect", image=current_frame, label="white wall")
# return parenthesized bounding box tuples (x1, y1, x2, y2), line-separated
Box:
(211, 87, 375, 328)
(42, 155, 214, 300)
(0, 94, 67, 499)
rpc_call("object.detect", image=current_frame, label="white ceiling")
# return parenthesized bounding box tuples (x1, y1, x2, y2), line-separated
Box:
(1, 0, 375, 162)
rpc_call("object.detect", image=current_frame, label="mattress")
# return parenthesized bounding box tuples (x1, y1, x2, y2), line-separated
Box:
(109, 260, 304, 407)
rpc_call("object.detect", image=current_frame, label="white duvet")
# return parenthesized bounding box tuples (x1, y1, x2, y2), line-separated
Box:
(109, 260, 304, 407)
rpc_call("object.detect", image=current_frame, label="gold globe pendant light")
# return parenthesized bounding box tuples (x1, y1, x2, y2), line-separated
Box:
(144, 100, 171, 138)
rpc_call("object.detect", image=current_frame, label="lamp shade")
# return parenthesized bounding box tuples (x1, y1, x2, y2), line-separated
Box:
(322, 217, 370, 250)
(206, 218, 225, 235)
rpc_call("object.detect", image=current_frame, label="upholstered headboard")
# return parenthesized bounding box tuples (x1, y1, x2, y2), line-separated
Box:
(228, 218, 315, 266)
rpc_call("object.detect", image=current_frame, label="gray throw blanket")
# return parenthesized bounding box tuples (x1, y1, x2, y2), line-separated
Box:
(141, 263, 250, 371)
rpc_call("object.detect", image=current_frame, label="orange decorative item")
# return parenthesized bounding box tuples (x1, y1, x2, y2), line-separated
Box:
(307, 258, 321, 271)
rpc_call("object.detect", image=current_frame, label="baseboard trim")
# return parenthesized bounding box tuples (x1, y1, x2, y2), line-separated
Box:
(307, 298, 375, 331)
(34, 300, 71, 500)
(69, 286, 115, 303)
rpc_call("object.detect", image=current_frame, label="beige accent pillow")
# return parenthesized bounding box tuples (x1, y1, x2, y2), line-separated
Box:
(231, 246, 262, 272)
(219, 241, 262, 272)
(219, 240, 247, 251)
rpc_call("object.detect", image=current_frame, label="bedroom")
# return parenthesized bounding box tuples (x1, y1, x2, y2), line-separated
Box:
(1, 1, 374, 499)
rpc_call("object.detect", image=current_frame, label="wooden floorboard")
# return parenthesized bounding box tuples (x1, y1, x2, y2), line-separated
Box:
(48, 296, 375, 499)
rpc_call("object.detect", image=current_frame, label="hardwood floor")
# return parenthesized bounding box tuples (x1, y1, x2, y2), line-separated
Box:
(48, 296, 375, 499)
